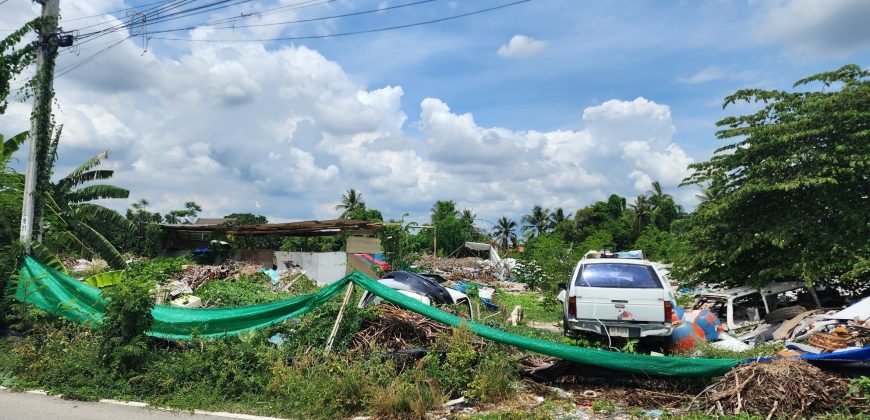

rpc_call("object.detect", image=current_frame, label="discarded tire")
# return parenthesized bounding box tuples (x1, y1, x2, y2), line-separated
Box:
(764, 305, 806, 324)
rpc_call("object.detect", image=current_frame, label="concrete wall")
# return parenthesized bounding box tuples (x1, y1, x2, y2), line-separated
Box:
(274, 251, 347, 285)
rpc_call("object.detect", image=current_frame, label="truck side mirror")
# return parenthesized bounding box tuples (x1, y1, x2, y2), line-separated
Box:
(557, 282, 568, 290)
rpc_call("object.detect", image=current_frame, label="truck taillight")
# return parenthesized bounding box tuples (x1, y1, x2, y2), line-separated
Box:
(568, 297, 577, 318)
(664, 300, 673, 322)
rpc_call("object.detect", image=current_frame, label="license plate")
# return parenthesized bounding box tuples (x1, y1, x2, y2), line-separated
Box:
(608, 327, 630, 337)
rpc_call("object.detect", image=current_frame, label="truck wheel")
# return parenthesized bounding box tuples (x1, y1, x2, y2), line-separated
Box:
(764, 305, 807, 324)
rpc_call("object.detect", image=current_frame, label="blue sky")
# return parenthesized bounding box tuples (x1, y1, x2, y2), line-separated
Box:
(2, 0, 869, 224)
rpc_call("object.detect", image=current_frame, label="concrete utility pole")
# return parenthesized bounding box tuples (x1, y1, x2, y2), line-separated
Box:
(19, 0, 60, 249)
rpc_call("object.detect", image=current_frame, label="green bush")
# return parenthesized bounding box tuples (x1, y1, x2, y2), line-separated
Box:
(99, 266, 156, 371)
(197, 276, 289, 307)
(467, 349, 518, 403)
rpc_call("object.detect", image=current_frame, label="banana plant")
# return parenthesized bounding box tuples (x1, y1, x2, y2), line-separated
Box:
(39, 127, 134, 269)
(83, 270, 124, 288)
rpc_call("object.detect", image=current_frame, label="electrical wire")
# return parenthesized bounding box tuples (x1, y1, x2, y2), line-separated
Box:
(54, 36, 130, 79)
(144, 0, 438, 36)
(153, 0, 532, 42)
(61, 0, 181, 23)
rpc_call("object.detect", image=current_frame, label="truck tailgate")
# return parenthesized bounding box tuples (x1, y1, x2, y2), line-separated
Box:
(574, 288, 667, 322)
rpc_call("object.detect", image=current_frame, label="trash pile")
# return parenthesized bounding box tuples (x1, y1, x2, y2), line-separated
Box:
(773, 298, 870, 355)
(696, 359, 850, 416)
(352, 305, 450, 351)
(413, 255, 525, 293)
(415, 256, 502, 285)
(156, 261, 312, 306)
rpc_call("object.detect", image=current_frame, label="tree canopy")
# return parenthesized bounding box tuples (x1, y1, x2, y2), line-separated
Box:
(680, 65, 869, 292)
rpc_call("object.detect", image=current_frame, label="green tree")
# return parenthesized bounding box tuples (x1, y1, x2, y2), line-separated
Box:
(164, 201, 202, 224)
(680, 65, 870, 292)
(521, 205, 551, 239)
(491, 216, 517, 251)
(335, 188, 365, 219)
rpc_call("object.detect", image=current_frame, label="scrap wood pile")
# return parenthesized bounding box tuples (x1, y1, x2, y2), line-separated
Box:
(696, 359, 850, 416)
(352, 304, 450, 351)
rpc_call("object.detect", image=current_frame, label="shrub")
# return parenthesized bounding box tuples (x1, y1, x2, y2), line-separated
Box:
(99, 266, 156, 371)
(467, 349, 518, 403)
(370, 366, 443, 419)
(422, 324, 479, 397)
(197, 276, 289, 307)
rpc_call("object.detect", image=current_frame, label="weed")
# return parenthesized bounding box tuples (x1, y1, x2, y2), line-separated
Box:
(99, 268, 155, 371)
(422, 324, 479, 397)
(591, 398, 617, 413)
(197, 276, 290, 307)
(370, 366, 443, 419)
(848, 376, 870, 399)
(467, 349, 518, 403)
(693, 342, 782, 359)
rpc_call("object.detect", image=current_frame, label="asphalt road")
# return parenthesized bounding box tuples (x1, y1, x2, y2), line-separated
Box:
(0, 389, 281, 420)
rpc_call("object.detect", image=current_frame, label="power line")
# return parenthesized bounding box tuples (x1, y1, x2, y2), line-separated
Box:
(54, 37, 129, 79)
(61, 0, 180, 23)
(153, 0, 532, 42)
(145, 0, 439, 36)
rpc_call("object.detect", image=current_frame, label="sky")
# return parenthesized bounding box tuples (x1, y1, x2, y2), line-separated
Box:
(1, 0, 869, 226)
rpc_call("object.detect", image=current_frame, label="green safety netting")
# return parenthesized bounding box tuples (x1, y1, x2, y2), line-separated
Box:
(14, 255, 739, 377)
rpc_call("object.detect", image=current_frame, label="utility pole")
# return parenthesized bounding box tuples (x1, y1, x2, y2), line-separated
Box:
(19, 0, 60, 249)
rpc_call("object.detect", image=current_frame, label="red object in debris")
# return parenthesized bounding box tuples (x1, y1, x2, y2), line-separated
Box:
(356, 253, 390, 271)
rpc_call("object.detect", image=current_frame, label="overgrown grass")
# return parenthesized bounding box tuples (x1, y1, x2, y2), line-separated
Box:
(692, 342, 782, 359)
(492, 290, 561, 323)
(0, 308, 520, 419)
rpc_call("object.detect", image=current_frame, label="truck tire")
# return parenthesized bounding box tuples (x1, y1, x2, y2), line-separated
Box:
(764, 305, 806, 324)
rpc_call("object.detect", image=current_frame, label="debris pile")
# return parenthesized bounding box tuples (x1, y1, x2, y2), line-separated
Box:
(352, 304, 450, 351)
(697, 359, 849, 416)
(415, 255, 503, 285)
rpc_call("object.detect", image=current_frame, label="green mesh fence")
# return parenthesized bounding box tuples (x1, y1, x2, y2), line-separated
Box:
(13, 255, 738, 377)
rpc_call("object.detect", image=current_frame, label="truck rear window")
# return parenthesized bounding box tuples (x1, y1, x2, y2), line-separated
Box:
(574, 263, 662, 289)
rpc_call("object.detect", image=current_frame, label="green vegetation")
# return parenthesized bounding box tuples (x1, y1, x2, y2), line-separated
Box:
(493, 290, 561, 323)
(680, 65, 870, 293)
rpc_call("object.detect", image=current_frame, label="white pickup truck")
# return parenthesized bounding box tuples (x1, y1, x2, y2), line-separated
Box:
(558, 251, 675, 341)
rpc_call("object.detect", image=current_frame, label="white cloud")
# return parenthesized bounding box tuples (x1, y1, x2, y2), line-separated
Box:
(497, 34, 548, 58)
(678, 66, 761, 84)
(756, 0, 870, 58)
(0, 7, 696, 223)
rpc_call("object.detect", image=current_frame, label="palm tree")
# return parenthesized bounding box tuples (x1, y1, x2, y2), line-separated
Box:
(549, 207, 571, 226)
(335, 188, 365, 219)
(521, 205, 551, 238)
(41, 135, 134, 268)
(628, 195, 652, 233)
(647, 180, 679, 230)
(491, 216, 517, 251)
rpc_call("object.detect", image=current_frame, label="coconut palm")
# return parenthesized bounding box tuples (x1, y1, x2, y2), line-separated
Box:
(335, 188, 365, 219)
(647, 180, 681, 230)
(628, 195, 652, 233)
(41, 131, 134, 268)
(521, 205, 551, 238)
(491, 216, 518, 251)
(549, 207, 571, 226)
